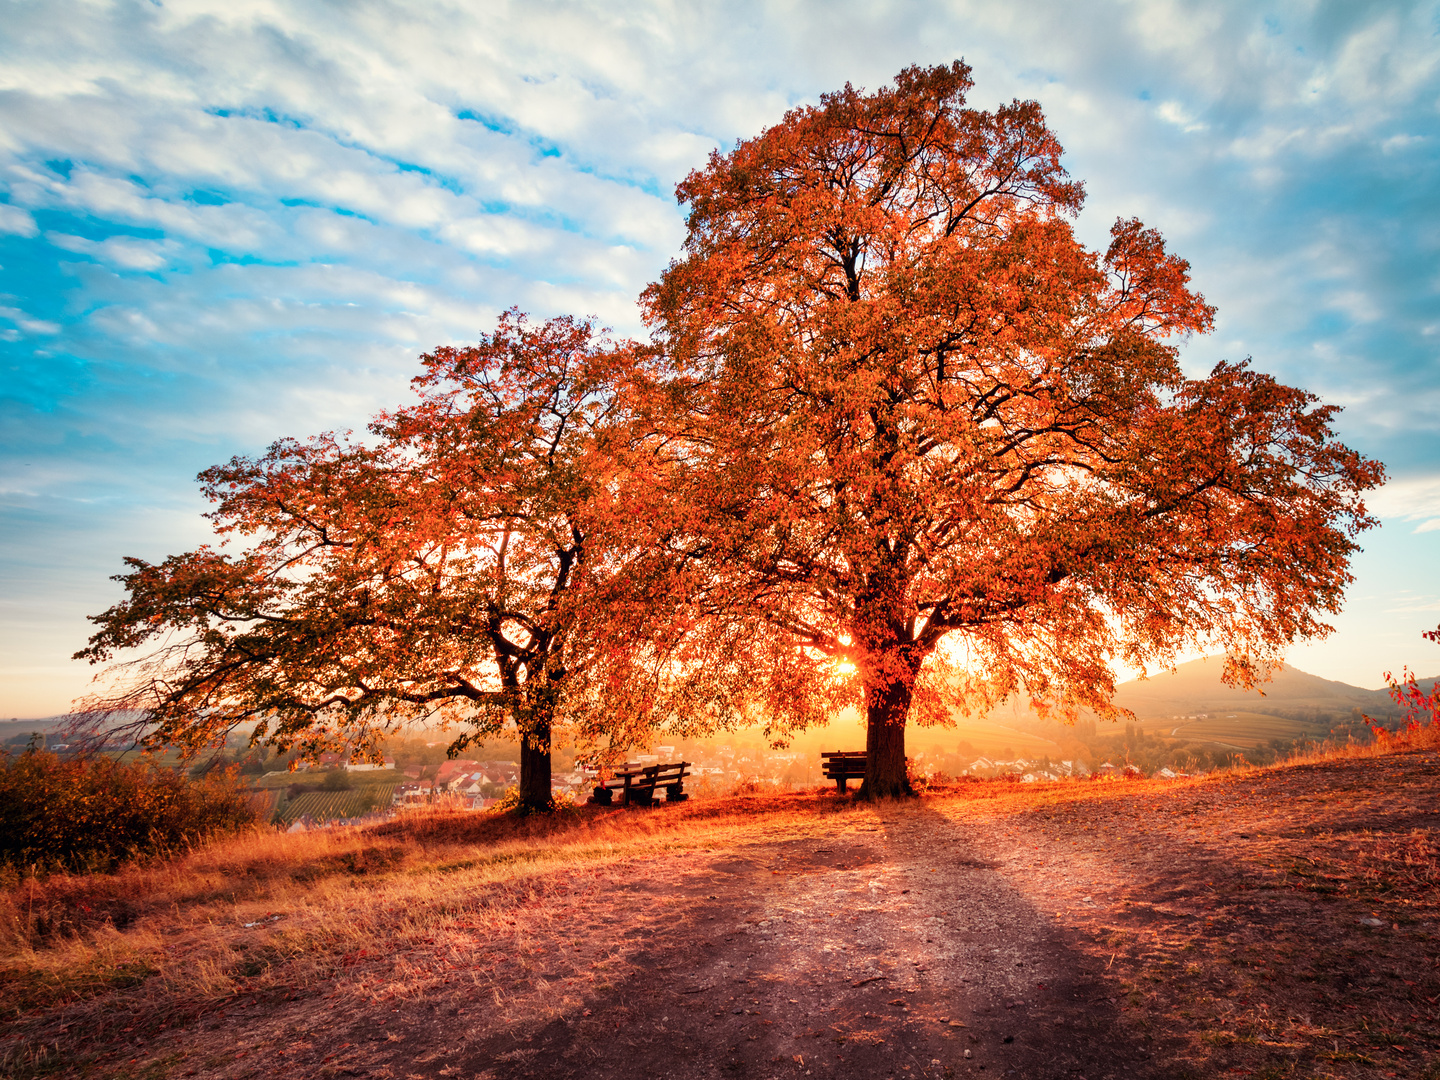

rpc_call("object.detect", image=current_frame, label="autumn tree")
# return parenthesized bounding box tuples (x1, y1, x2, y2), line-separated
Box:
(75, 313, 646, 812)
(639, 62, 1384, 797)
(1375, 623, 1440, 737)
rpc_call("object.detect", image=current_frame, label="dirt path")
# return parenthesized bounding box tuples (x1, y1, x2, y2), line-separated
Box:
(463, 804, 1166, 1080)
(11, 751, 1439, 1079)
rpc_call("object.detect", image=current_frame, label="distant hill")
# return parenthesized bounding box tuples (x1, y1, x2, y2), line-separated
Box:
(1111, 656, 1437, 720)
(0, 717, 70, 749)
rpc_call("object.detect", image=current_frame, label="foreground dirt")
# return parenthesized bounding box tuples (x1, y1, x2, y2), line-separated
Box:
(3, 750, 1437, 1079)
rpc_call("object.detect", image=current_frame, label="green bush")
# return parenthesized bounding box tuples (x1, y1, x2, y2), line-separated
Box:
(0, 749, 258, 875)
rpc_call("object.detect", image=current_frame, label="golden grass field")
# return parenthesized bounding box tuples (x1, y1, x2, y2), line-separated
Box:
(1, 728, 1436, 1079)
(1161, 710, 1312, 747)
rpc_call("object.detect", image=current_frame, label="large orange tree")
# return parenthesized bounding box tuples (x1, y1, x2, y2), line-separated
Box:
(75, 314, 652, 811)
(641, 62, 1384, 797)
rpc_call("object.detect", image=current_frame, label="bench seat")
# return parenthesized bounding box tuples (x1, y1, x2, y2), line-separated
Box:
(591, 761, 691, 806)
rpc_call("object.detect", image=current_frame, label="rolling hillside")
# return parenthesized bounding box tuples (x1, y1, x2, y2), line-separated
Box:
(1109, 656, 1437, 722)
(973, 657, 1440, 760)
(1162, 710, 1309, 748)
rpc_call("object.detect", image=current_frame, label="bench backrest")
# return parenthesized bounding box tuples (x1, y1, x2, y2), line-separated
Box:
(613, 761, 690, 783)
(821, 751, 867, 777)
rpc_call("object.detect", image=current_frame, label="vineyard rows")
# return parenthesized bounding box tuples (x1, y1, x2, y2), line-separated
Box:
(1164, 711, 1309, 748)
(281, 785, 397, 823)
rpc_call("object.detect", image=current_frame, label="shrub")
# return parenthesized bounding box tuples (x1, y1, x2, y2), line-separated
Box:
(0, 749, 258, 876)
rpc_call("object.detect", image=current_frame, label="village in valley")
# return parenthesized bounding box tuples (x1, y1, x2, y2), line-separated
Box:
(170, 654, 1403, 829)
(218, 734, 1178, 830)
(254, 742, 824, 829)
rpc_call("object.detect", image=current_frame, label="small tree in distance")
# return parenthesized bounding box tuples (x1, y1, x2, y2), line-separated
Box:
(1372, 623, 1440, 740)
(637, 61, 1384, 797)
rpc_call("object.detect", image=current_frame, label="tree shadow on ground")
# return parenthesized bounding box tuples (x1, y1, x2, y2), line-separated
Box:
(464, 794, 1174, 1079)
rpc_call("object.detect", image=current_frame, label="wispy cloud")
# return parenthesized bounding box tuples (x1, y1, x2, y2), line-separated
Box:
(0, 203, 38, 236)
(1371, 473, 1440, 533)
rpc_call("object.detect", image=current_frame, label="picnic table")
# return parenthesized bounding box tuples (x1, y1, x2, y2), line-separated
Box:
(821, 750, 867, 792)
(590, 761, 691, 806)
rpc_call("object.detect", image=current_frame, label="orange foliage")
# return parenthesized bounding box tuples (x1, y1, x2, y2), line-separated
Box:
(73, 314, 662, 810)
(635, 62, 1383, 796)
(1368, 622, 1440, 747)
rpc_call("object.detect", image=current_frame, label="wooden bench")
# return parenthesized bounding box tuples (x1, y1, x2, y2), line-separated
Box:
(821, 750, 867, 793)
(590, 761, 691, 806)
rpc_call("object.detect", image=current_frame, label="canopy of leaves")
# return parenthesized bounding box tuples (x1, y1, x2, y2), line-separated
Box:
(73, 314, 672, 766)
(72, 63, 1385, 801)
(637, 61, 1384, 738)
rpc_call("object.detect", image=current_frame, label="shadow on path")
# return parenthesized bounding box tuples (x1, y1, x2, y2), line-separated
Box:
(467, 798, 1171, 1079)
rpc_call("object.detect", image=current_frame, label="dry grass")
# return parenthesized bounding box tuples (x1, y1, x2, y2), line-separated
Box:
(1287, 715, 1440, 762)
(4, 727, 1429, 1023)
(919, 744, 1440, 1077)
(0, 788, 865, 1062)
(2, 730, 1437, 1078)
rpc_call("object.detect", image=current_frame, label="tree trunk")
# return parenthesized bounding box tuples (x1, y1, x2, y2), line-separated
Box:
(518, 715, 552, 811)
(859, 673, 915, 799)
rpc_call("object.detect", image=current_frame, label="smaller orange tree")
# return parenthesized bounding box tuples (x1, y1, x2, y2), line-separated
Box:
(75, 314, 668, 812)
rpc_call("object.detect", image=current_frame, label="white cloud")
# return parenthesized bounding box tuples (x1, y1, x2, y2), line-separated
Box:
(1370, 473, 1440, 532)
(0, 202, 37, 236)
(48, 232, 179, 271)
(0, 305, 59, 334)
(1156, 100, 1207, 133)
(1384, 591, 1440, 612)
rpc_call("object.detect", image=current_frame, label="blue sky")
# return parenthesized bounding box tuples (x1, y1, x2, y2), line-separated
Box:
(3, 0, 1439, 718)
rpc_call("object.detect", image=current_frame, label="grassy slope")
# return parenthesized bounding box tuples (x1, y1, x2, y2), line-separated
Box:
(282, 787, 397, 823)
(250, 769, 403, 790)
(1, 734, 1436, 1079)
(1160, 710, 1310, 747)
(979, 656, 1409, 754)
(1111, 656, 1392, 717)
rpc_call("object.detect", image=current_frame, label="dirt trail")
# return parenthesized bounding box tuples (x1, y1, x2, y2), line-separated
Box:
(162, 802, 1169, 1080)
(465, 805, 1164, 1079)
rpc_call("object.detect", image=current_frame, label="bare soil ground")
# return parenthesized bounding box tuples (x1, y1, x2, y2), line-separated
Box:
(2, 750, 1437, 1079)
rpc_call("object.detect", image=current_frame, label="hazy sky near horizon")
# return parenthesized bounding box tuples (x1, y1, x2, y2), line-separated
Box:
(3, 0, 1439, 718)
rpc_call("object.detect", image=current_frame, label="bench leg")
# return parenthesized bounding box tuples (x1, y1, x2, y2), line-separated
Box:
(836, 777, 847, 794)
